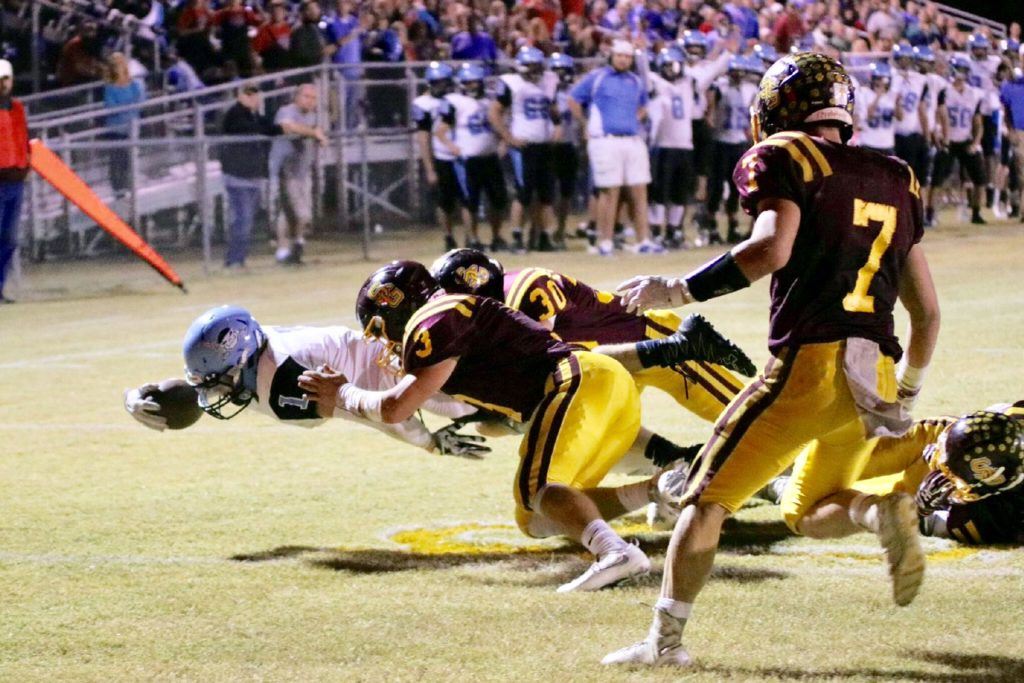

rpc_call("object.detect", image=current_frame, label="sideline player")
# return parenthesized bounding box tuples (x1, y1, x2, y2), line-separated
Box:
(124, 306, 486, 457)
(603, 53, 941, 666)
(490, 46, 560, 253)
(299, 261, 663, 592)
(855, 62, 901, 155)
(549, 52, 580, 247)
(931, 55, 987, 226)
(892, 44, 931, 191)
(412, 62, 463, 250)
(435, 63, 509, 251)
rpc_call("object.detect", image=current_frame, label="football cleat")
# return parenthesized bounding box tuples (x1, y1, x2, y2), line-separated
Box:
(556, 543, 650, 593)
(646, 462, 689, 531)
(876, 492, 926, 607)
(601, 639, 692, 667)
(665, 314, 757, 377)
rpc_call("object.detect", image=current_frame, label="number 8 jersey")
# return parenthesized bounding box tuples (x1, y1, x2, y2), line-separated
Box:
(733, 131, 924, 359)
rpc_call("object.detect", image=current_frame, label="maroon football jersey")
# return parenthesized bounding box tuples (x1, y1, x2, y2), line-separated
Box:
(503, 268, 671, 345)
(401, 293, 573, 422)
(733, 131, 924, 359)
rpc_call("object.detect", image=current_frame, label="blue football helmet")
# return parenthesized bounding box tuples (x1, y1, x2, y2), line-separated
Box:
(516, 45, 545, 81)
(949, 53, 972, 80)
(869, 61, 892, 89)
(425, 61, 454, 97)
(1000, 38, 1020, 56)
(456, 62, 486, 98)
(913, 45, 935, 73)
(753, 43, 778, 68)
(183, 305, 265, 419)
(967, 33, 990, 58)
(681, 30, 708, 62)
(656, 45, 685, 81)
(892, 43, 914, 68)
(548, 52, 575, 86)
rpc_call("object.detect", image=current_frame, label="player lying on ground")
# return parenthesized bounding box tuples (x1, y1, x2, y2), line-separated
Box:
(603, 52, 941, 667)
(298, 260, 683, 592)
(759, 403, 1024, 546)
(123, 306, 487, 457)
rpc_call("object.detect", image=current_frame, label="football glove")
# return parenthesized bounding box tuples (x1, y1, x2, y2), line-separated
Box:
(123, 383, 167, 432)
(915, 469, 954, 516)
(431, 422, 491, 459)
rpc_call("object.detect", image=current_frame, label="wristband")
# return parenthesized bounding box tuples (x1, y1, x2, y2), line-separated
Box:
(684, 251, 751, 302)
(896, 359, 927, 395)
(333, 382, 384, 422)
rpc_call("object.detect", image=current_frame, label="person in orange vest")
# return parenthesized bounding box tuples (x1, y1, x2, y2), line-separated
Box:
(0, 59, 29, 303)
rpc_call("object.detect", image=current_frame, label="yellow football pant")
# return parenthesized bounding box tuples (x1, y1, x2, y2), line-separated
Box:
(680, 341, 897, 532)
(634, 309, 744, 423)
(514, 351, 641, 536)
(854, 418, 955, 496)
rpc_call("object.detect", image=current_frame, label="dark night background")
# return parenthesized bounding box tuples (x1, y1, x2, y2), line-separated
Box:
(941, 2, 1020, 31)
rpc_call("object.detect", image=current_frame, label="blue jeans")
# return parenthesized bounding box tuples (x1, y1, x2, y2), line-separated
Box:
(0, 180, 25, 296)
(225, 183, 261, 266)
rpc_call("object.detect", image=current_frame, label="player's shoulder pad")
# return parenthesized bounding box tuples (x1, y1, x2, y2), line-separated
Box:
(745, 131, 835, 185)
(886, 154, 921, 198)
(402, 293, 479, 349)
(505, 266, 558, 310)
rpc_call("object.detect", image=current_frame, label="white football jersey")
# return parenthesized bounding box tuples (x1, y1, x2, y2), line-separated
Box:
(412, 93, 455, 162)
(923, 72, 948, 133)
(686, 52, 732, 119)
(648, 73, 702, 149)
(942, 83, 984, 143)
(892, 70, 928, 136)
(711, 77, 756, 144)
(438, 93, 497, 158)
(495, 72, 559, 143)
(856, 90, 899, 150)
(254, 325, 474, 449)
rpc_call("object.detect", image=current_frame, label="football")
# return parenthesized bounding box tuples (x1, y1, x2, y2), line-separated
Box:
(142, 379, 204, 430)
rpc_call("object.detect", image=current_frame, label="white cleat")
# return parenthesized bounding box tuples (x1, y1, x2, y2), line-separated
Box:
(601, 639, 692, 667)
(876, 492, 926, 606)
(556, 543, 650, 593)
(646, 462, 689, 531)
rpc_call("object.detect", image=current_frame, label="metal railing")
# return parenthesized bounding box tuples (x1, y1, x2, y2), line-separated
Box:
(933, 2, 1006, 39)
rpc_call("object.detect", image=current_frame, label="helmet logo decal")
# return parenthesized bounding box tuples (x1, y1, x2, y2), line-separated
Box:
(455, 264, 491, 290)
(969, 458, 1006, 487)
(832, 82, 850, 106)
(368, 282, 406, 308)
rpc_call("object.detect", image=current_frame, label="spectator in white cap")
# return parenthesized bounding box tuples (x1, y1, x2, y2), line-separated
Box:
(569, 39, 661, 256)
(0, 59, 29, 303)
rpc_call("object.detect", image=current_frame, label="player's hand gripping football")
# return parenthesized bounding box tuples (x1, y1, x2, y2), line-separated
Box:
(123, 383, 167, 431)
(431, 423, 491, 459)
(297, 365, 349, 418)
(617, 275, 693, 314)
(914, 470, 954, 516)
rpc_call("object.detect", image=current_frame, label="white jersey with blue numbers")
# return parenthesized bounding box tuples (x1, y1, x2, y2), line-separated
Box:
(893, 70, 928, 136)
(438, 93, 497, 158)
(856, 90, 899, 149)
(412, 93, 454, 162)
(254, 326, 474, 446)
(942, 83, 984, 143)
(686, 52, 732, 119)
(555, 89, 580, 146)
(648, 73, 702, 149)
(496, 72, 559, 143)
(711, 78, 756, 144)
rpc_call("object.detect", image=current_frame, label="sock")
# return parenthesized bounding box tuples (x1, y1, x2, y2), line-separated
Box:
(512, 227, 523, 239)
(667, 204, 685, 226)
(650, 598, 691, 648)
(581, 519, 626, 557)
(616, 480, 652, 512)
(849, 493, 880, 533)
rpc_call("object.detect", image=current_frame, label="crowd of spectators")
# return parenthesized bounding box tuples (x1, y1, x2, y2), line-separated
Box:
(0, 0, 1017, 94)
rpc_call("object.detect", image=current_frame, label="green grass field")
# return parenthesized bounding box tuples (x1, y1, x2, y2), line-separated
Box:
(2, 220, 1024, 682)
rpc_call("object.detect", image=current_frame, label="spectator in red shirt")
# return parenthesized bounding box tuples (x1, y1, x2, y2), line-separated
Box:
(176, 0, 217, 72)
(253, 1, 293, 72)
(56, 21, 104, 87)
(0, 59, 29, 303)
(773, 1, 808, 53)
(213, 0, 264, 77)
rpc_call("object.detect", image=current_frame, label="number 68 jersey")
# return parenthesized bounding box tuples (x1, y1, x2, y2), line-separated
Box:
(733, 131, 924, 360)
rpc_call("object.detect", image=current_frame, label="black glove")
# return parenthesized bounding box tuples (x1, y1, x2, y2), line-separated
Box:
(915, 470, 954, 516)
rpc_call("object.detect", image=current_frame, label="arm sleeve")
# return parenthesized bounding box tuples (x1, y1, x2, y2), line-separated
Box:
(438, 99, 455, 127)
(937, 89, 946, 106)
(411, 104, 433, 132)
(732, 142, 808, 215)
(495, 79, 512, 108)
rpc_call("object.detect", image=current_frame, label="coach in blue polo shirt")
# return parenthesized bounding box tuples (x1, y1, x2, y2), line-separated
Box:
(1001, 66, 1024, 221)
(569, 39, 660, 256)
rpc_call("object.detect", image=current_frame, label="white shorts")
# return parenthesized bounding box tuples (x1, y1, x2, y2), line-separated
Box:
(588, 136, 651, 188)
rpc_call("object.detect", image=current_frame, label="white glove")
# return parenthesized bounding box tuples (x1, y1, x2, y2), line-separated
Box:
(430, 423, 491, 459)
(616, 275, 693, 314)
(123, 384, 167, 432)
(895, 360, 927, 416)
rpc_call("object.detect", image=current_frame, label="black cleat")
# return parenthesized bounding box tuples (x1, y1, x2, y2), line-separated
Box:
(669, 314, 757, 377)
(510, 232, 526, 254)
(971, 212, 987, 225)
(444, 234, 458, 250)
(537, 231, 555, 252)
(490, 236, 509, 252)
